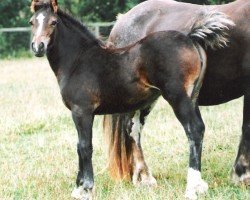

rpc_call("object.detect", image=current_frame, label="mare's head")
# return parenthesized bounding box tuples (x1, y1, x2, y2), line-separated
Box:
(29, 0, 58, 57)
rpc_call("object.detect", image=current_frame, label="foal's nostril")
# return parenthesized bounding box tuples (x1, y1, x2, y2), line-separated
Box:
(39, 42, 44, 50)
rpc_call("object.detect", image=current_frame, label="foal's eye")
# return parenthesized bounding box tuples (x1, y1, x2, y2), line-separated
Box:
(51, 20, 58, 27)
(29, 21, 33, 26)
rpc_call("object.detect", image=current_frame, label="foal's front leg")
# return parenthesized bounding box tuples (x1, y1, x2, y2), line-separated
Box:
(71, 113, 94, 200)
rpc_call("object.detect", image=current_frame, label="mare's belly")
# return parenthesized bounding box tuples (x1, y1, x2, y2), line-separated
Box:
(198, 78, 243, 106)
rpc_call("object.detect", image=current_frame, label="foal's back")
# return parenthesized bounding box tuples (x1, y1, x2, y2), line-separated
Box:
(95, 31, 200, 114)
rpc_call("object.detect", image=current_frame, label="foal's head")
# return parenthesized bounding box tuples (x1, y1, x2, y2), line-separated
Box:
(29, 5, 58, 57)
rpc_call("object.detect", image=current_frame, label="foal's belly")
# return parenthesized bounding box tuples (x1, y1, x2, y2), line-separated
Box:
(94, 90, 160, 115)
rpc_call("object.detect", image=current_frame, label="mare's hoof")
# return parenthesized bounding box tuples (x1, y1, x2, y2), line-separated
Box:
(231, 155, 250, 185)
(132, 165, 157, 187)
(139, 173, 157, 187)
(231, 167, 250, 185)
(71, 187, 93, 200)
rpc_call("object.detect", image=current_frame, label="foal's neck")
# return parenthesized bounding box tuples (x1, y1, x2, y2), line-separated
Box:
(47, 10, 102, 76)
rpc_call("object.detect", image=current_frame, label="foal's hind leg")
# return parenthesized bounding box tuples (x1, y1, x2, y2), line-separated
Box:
(160, 84, 207, 199)
(231, 94, 250, 185)
(130, 104, 157, 186)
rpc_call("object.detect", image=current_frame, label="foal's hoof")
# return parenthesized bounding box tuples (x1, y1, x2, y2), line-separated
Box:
(71, 187, 93, 200)
(185, 169, 208, 200)
(185, 179, 208, 200)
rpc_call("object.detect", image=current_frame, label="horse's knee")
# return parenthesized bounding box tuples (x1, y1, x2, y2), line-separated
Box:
(78, 141, 93, 159)
(187, 120, 205, 143)
(196, 120, 205, 135)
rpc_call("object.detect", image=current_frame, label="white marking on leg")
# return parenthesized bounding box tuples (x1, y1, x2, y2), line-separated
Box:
(34, 13, 45, 51)
(130, 109, 157, 187)
(185, 168, 208, 200)
(71, 186, 93, 200)
(131, 111, 144, 185)
(71, 187, 84, 199)
(131, 111, 142, 145)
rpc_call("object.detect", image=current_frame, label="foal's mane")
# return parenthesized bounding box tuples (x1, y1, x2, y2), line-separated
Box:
(56, 9, 136, 53)
(39, 6, 136, 53)
(57, 9, 104, 46)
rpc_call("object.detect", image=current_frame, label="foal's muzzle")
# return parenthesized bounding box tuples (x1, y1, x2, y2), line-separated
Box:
(31, 42, 45, 57)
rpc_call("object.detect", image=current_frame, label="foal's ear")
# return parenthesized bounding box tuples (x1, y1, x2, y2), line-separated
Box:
(51, 0, 58, 13)
(30, 0, 58, 13)
(30, 0, 36, 13)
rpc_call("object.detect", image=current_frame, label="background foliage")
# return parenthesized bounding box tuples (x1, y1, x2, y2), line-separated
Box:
(0, 0, 234, 58)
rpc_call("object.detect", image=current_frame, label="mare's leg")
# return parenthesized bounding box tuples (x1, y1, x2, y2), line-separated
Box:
(71, 113, 94, 200)
(232, 95, 250, 185)
(160, 84, 207, 200)
(130, 104, 157, 186)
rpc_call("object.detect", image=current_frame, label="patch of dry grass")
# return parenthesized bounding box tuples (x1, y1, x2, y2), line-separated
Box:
(0, 58, 249, 199)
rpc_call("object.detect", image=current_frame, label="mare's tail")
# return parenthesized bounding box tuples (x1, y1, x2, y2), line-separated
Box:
(188, 10, 235, 49)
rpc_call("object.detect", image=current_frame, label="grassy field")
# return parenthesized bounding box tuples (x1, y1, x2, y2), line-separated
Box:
(0, 58, 249, 200)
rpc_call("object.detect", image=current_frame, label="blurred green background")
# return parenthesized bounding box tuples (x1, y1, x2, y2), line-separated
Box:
(0, 0, 233, 58)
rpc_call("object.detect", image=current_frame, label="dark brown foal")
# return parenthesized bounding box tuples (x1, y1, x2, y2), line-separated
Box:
(29, 1, 234, 199)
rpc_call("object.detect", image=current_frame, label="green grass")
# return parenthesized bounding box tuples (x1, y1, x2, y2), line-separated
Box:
(0, 58, 249, 200)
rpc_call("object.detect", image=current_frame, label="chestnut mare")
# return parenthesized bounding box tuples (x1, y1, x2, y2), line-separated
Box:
(104, 0, 250, 198)
(29, 0, 234, 199)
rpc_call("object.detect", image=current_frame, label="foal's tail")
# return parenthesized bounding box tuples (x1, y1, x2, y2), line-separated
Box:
(103, 114, 133, 180)
(187, 11, 235, 49)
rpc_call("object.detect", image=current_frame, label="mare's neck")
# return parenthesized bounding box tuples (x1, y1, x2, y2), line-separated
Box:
(47, 10, 101, 76)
